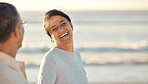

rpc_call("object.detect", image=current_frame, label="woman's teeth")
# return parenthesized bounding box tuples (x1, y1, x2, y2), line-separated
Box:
(61, 33, 68, 38)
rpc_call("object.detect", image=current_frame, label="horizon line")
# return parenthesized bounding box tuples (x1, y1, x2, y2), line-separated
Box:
(19, 9, 148, 12)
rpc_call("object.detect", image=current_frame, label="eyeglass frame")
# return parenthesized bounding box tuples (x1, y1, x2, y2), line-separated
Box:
(21, 21, 27, 27)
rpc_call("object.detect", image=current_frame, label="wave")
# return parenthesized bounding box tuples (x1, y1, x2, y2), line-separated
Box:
(25, 56, 148, 68)
(19, 47, 49, 53)
(19, 45, 148, 53)
(26, 62, 148, 68)
(78, 47, 148, 52)
(82, 55, 148, 65)
(73, 20, 148, 25)
(19, 41, 148, 53)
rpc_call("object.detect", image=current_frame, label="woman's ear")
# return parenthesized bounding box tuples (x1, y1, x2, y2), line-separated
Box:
(51, 39, 54, 43)
(50, 36, 54, 43)
(70, 22, 73, 30)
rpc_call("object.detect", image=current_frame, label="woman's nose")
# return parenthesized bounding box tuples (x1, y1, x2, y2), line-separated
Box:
(58, 26, 65, 33)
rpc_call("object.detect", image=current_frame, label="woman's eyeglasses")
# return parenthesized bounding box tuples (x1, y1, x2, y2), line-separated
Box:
(21, 21, 27, 27)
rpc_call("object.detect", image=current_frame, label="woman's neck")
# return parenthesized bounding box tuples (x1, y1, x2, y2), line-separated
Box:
(55, 42, 74, 52)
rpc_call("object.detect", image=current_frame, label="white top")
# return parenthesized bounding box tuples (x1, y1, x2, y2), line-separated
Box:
(38, 47, 89, 84)
(0, 51, 28, 84)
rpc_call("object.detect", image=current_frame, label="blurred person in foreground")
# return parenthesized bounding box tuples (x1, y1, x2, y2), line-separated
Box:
(0, 2, 28, 84)
(38, 9, 89, 84)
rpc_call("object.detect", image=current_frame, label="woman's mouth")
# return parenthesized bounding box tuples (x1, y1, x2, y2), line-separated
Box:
(60, 33, 68, 38)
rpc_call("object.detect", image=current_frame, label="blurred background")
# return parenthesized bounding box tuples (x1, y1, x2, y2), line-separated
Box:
(1, 0, 148, 84)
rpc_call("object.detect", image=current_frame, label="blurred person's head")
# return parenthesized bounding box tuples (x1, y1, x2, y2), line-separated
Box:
(0, 2, 24, 57)
(44, 9, 73, 46)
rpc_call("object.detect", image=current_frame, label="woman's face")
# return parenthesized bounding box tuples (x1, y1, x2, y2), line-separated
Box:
(47, 15, 73, 45)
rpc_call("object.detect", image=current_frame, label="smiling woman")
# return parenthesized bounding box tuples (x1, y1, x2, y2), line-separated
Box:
(37, 9, 89, 84)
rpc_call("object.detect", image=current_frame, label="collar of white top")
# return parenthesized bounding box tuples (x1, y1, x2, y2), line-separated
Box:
(52, 46, 74, 57)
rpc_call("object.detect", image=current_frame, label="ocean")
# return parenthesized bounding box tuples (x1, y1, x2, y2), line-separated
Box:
(16, 11, 148, 84)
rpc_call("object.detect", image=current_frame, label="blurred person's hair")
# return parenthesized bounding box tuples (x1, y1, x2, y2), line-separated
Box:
(44, 9, 71, 37)
(0, 2, 20, 43)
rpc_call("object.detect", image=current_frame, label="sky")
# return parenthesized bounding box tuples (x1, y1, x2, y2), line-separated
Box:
(1, 0, 148, 11)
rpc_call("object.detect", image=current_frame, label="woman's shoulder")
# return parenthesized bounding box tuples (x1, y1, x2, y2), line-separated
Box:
(74, 49, 81, 56)
(45, 47, 59, 58)
(41, 48, 58, 65)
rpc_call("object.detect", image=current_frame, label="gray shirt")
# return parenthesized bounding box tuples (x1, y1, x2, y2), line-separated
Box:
(38, 47, 89, 84)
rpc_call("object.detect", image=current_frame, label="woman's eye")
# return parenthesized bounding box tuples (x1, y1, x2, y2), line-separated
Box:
(61, 23, 66, 27)
(53, 28, 57, 31)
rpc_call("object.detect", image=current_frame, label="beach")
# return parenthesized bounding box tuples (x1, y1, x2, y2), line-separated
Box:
(16, 11, 148, 84)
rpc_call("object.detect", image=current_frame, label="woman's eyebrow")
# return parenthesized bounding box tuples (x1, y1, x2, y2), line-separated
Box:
(51, 20, 65, 29)
(59, 20, 65, 24)
(51, 25, 56, 29)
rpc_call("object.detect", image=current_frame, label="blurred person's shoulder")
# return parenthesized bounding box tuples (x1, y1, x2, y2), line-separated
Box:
(0, 62, 11, 74)
(0, 75, 13, 84)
